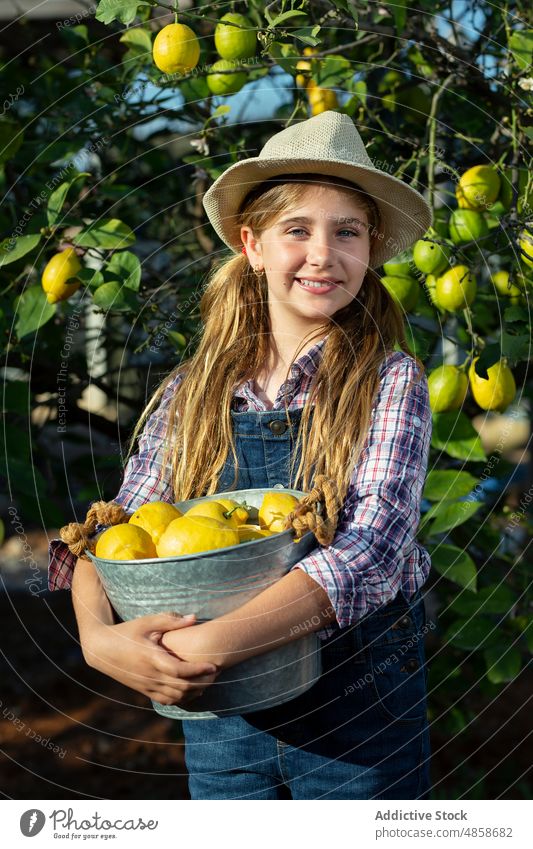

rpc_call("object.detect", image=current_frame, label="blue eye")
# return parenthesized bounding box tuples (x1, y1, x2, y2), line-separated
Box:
(287, 228, 360, 237)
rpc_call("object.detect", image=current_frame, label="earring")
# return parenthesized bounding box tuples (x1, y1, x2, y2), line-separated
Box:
(253, 264, 264, 277)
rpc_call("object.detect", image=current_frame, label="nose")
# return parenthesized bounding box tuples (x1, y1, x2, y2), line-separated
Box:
(306, 232, 337, 267)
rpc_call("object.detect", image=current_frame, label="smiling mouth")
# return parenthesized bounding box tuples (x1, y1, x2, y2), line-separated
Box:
(294, 277, 341, 292)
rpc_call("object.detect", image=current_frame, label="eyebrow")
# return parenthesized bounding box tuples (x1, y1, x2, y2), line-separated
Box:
(277, 215, 368, 228)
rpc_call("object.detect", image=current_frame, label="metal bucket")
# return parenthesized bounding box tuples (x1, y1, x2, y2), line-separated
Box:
(87, 488, 322, 720)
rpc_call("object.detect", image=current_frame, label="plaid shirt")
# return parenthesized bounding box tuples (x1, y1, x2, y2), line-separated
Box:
(48, 340, 432, 641)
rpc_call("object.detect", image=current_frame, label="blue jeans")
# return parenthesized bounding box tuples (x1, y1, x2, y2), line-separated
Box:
(183, 408, 431, 800)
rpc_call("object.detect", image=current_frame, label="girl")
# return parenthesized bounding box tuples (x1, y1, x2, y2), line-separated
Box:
(50, 111, 434, 800)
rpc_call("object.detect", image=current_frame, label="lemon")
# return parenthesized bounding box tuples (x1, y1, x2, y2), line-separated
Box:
(424, 273, 440, 308)
(306, 81, 338, 115)
(295, 46, 317, 88)
(427, 365, 468, 413)
(184, 500, 240, 529)
(152, 23, 200, 75)
(237, 524, 275, 543)
(258, 492, 300, 533)
(491, 270, 522, 299)
(156, 515, 239, 557)
(41, 248, 82, 304)
(128, 501, 182, 545)
(380, 275, 419, 312)
(412, 233, 451, 275)
(457, 165, 501, 210)
(435, 265, 477, 312)
(518, 228, 533, 268)
(214, 13, 256, 60)
(207, 58, 247, 96)
(468, 357, 516, 413)
(448, 209, 489, 244)
(382, 250, 413, 277)
(215, 498, 250, 525)
(95, 524, 157, 561)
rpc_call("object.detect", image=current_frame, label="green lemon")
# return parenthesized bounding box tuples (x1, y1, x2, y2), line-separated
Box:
(424, 273, 440, 308)
(413, 232, 451, 275)
(448, 209, 489, 244)
(207, 59, 247, 96)
(382, 250, 413, 277)
(434, 265, 477, 312)
(519, 228, 533, 268)
(214, 13, 256, 61)
(491, 270, 522, 299)
(427, 365, 469, 413)
(380, 275, 419, 312)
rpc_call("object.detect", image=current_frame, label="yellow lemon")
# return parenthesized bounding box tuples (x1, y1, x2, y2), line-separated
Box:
(306, 80, 338, 115)
(427, 365, 468, 413)
(207, 58, 247, 96)
(156, 515, 239, 557)
(295, 46, 317, 87)
(184, 500, 240, 529)
(128, 501, 182, 545)
(424, 273, 440, 308)
(468, 357, 516, 413)
(95, 524, 156, 561)
(457, 165, 501, 210)
(380, 275, 419, 312)
(237, 524, 275, 543)
(258, 492, 300, 533)
(518, 229, 533, 268)
(214, 13, 256, 60)
(434, 265, 476, 312)
(152, 23, 200, 75)
(41, 248, 82, 304)
(215, 498, 250, 525)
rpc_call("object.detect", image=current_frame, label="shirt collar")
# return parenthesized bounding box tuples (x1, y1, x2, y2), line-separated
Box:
(233, 334, 328, 400)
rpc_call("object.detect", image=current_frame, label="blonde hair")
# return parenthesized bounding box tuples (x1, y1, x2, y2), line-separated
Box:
(127, 174, 424, 514)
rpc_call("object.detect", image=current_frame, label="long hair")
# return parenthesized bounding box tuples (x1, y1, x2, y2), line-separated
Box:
(126, 173, 424, 514)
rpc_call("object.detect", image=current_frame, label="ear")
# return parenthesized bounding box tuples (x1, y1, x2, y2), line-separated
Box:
(240, 225, 263, 269)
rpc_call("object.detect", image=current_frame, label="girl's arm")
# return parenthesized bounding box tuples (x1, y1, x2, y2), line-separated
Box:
(160, 568, 337, 668)
(72, 556, 219, 706)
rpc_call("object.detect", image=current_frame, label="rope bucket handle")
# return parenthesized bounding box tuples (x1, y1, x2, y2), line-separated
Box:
(59, 501, 128, 557)
(283, 474, 341, 546)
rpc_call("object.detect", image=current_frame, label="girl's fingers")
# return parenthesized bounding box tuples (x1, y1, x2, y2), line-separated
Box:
(154, 650, 217, 679)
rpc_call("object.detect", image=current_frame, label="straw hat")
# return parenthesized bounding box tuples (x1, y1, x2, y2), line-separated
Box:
(202, 110, 432, 269)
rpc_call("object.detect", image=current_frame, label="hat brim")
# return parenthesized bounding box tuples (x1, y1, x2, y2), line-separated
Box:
(202, 157, 432, 269)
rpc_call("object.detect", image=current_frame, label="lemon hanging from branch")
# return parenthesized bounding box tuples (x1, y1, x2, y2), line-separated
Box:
(152, 23, 200, 75)
(41, 247, 82, 304)
(468, 357, 516, 413)
(214, 13, 256, 61)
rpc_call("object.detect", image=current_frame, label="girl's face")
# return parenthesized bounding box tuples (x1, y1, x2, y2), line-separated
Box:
(241, 184, 372, 330)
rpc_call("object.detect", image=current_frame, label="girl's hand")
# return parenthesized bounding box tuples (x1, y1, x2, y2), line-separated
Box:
(82, 612, 220, 706)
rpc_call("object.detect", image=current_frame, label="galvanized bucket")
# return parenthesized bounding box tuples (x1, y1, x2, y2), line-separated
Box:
(87, 488, 322, 720)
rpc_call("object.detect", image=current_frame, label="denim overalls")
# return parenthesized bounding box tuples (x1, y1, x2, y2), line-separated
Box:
(182, 406, 432, 800)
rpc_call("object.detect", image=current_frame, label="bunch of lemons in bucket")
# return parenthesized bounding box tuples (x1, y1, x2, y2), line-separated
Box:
(380, 163, 532, 418)
(151, 13, 256, 97)
(95, 492, 302, 562)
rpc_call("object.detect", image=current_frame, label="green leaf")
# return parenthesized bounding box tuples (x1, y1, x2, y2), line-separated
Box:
(501, 332, 531, 366)
(92, 280, 137, 312)
(95, 0, 149, 26)
(311, 55, 353, 88)
(2, 381, 30, 414)
(445, 617, 498, 651)
(119, 27, 152, 54)
(167, 331, 187, 350)
(74, 218, 135, 249)
(428, 500, 482, 535)
(504, 304, 530, 323)
(47, 172, 90, 227)
(509, 29, 533, 71)
(431, 411, 487, 461)
(428, 544, 477, 591)
(334, 0, 358, 23)
(390, 0, 407, 34)
(213, 105, 231, 118)
(484, 645, 522, 683)
(423, 470, 479, 501)
(450, 584, 517, 617)
(0, 234, 41, 268)
(0, 118, 23, 165)
(268, 10, 308, 28)
(77, 268, 104, 290)
(106, 250, 141, 291)
(291, 25, 321, 46)
(14, 286, 56, 338)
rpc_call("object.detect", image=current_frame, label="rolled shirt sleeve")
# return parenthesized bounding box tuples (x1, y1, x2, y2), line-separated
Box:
(47, 372, 183, 591)
(291, 354, 433, 640)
